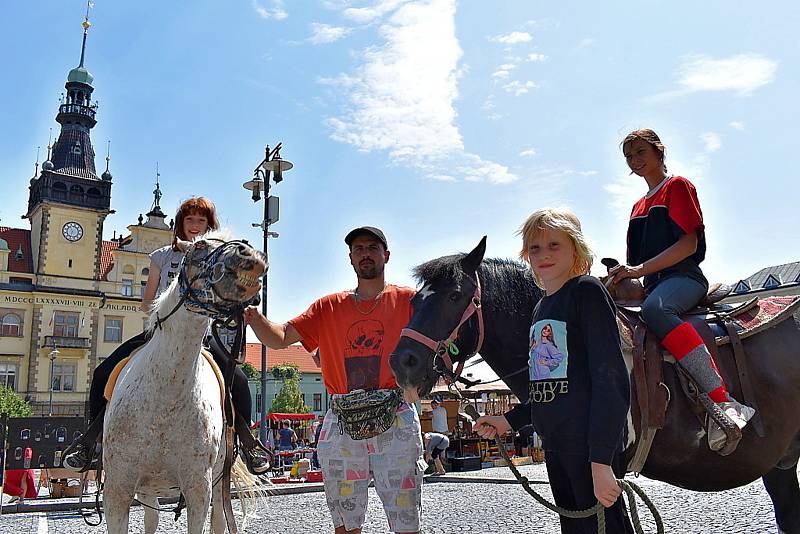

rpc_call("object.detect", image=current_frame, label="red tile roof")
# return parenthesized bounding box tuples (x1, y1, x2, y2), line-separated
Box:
(244, 343, 321, 374)
(0, 227, 33, 273)
(100, 240, 119, 280)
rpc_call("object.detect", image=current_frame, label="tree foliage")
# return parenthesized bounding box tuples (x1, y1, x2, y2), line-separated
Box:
(269, 364, 310, 414)
(0, 385, 32, 417)
(241, 362, 260, 380)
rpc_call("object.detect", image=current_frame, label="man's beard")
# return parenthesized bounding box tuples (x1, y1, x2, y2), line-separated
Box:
(354, 262, 383, 280)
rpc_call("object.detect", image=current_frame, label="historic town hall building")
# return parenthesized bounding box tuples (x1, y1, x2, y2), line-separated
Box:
(0, 15, 172, 416)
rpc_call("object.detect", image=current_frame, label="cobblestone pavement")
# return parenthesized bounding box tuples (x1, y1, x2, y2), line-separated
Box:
(1, 464, 793, 533)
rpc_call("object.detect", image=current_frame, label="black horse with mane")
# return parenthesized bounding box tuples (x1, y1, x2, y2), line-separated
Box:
(390, 238, 800, 534)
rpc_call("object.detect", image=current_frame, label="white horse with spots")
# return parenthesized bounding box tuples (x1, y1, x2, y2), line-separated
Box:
(103, 233, 266, 534)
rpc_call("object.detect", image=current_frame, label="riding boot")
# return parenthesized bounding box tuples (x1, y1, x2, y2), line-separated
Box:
(63, 406, 105, 472)
(234, 414, 273, 476)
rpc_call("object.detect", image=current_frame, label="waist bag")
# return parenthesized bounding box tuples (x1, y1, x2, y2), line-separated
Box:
(331, 389, 403, 440)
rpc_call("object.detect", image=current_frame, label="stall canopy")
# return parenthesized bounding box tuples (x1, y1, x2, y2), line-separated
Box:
(268, 413, 316, 421)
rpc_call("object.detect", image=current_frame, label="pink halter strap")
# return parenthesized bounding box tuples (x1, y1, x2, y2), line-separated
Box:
(400, 275, 485, 384)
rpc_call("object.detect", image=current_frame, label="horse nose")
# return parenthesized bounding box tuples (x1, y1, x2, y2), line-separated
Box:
(390, 343, 424, 384)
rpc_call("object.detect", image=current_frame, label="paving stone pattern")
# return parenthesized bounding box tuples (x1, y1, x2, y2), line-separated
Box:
(0, 465, 789, 533)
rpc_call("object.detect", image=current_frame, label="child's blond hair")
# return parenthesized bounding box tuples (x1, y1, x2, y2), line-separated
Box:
(517, 208, 594, 285)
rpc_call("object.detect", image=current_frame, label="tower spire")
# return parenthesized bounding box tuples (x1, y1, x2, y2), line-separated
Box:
(78, 1, 92, 68)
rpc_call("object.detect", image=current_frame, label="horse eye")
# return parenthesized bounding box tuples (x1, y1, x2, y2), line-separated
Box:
(449, 291, 461, 302)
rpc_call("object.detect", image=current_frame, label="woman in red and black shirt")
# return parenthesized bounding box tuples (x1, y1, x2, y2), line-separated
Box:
(609, 128, 754, 455)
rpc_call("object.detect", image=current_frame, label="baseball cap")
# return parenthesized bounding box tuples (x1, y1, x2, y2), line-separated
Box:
(344, 226, 388, 249)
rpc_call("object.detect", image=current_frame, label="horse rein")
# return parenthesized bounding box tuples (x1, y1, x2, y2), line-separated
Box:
(400, 273, 485, 385)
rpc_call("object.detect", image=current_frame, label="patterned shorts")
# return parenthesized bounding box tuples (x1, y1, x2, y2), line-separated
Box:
(317, 401, 425, 533)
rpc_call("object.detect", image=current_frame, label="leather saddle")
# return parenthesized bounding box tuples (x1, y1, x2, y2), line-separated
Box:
(599, 258, 764, 466)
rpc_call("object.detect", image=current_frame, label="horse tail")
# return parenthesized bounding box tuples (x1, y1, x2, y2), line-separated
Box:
(230, 457, 271, 529)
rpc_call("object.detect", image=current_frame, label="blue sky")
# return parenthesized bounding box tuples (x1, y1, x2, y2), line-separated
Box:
(2, 1, 797, 329)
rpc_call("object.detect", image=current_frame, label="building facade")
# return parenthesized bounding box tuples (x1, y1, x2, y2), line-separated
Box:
(0, 15, 172, 416)
(243, 343, 330, 422)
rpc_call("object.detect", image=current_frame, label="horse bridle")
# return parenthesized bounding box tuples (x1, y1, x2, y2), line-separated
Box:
(400, 273, 485, 385)
(153, 238, 261, 352)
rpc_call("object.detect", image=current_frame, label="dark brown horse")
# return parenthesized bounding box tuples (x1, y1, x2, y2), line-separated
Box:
(390, 238, 800, 534)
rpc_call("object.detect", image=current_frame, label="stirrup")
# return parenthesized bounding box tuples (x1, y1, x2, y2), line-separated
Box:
(234, 415, 274, 474)
(699, 393, 742, 456)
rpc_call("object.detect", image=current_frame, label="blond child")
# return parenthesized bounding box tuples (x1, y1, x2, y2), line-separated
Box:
(476, 208, 631, 534)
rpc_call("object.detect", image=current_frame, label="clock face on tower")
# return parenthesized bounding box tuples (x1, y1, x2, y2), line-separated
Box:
(62, 222, 84, 242)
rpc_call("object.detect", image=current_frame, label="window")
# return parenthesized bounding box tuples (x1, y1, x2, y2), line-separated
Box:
(764, 274, 781, 289)
(734, 280, 750, 294)
(52, 363, 76, 392)
(53, 312, 79, 337)
(1, 313, 22, 337)
(121, 279, 133, 297)
(9, 277, 30, 286)
(104, 317, 122, 343)
(0, 363, 17, 390)
(301, 393, 306, 404)
(313, 393, 322, 411)
(141, 267, 150, 277)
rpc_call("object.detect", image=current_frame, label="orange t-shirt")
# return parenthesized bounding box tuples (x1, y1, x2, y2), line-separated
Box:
(288, 284, 415, 395)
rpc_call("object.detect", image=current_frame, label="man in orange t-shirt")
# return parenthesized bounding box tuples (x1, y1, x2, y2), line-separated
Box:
(245, 226, 423, 534)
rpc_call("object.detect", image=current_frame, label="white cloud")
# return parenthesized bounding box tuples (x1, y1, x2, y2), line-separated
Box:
(324, 0, 517, 184)
(700, 132, 722, 152)
(252, 0, 287, 20)
(343, 0, 409, 23)
(308, 23, 354, 44)
(492, 63, 516, 79)
(729, 121, 745, 130)
(576, 38, 595, 48)
(527, 53, 547, 62)
(503, 80, 538, 96)
(490, 31, 532, 45)
(519, 148, 537, 157)
(647, 54, 777, 101)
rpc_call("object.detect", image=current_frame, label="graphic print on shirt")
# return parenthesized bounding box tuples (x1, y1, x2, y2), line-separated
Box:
(344, 320, 384, 391)
(529, 320, 568, 381)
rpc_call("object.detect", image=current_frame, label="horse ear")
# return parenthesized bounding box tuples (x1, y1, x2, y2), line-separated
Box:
(460, 236, 487, 274)
(174, 239, 192, 253)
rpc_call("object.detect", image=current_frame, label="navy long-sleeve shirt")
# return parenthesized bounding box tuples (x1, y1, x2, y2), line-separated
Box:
(505, 276, 630, 465)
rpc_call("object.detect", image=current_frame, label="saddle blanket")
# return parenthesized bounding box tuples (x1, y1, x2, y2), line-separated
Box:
(104, 347, 225, 407)
(711, 295, 800, 345)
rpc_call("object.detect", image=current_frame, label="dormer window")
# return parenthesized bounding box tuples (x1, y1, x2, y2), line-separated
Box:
(71, 142, 82, 155)
(763, 274, 781, 289)
(734, 280, 750, 294)
(15, 244, 23, 261)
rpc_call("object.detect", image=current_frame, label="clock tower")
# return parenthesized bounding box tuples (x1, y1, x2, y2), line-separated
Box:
(26, 12, 112, 290)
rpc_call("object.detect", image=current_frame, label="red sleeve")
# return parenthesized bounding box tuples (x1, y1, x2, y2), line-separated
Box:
(287, 298, 325, 353)
(667, 177, 704, 235)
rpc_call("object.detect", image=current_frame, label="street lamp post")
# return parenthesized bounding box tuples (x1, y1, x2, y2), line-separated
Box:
(48, 343, 60, 417)
(243, 143, 293, 446)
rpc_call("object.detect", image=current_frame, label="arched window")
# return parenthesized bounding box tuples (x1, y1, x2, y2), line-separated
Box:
(87, 187, 101, 198)
(1, 313, 21, 337)
(52, 181, 68, 200)
(122, 264, 135, 275)
(52, 182, 67, 191)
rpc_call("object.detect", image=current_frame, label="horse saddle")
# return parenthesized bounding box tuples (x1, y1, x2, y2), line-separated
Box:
(612, 282, 800, 440)
(104, 346, 226, 409)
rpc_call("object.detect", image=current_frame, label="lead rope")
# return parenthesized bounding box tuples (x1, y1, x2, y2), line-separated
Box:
(458, 403, 664, 534)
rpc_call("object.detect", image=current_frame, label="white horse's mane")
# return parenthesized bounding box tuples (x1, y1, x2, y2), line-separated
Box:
(145, 228, 235, 333)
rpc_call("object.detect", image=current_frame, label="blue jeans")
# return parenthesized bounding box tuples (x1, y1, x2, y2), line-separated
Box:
(640, 276, 707, 340)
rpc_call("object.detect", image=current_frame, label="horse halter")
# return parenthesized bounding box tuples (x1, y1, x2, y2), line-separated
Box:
(400, 274, 485, 385)
(154, 238, 262, 330)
